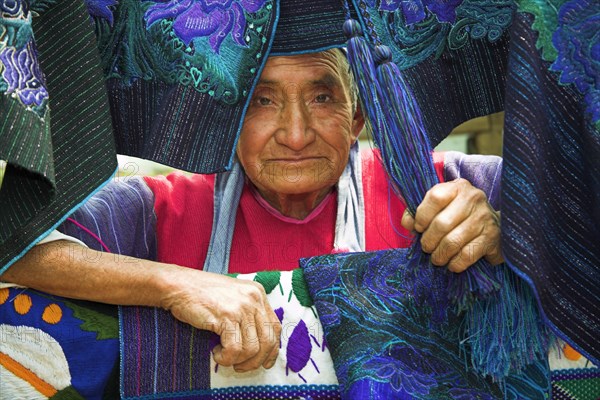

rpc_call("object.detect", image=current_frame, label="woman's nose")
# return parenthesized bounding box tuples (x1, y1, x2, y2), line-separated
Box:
(276, 101, 316, 150)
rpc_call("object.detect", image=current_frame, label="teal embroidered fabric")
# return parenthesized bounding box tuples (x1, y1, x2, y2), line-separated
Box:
(94, 0, 273, 105)
(354, 0, 512, 146)
(362, 0, 515, 69)
(301, 249, 552, 399)
(83, 0, 515, 169)
(87, 0, 277, 173)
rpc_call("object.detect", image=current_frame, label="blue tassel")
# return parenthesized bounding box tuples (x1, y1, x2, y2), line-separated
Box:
(344, 16, 551, 381)
(342, 20, 383, 139)
(372, 45, 438, 210)
(464, 266, 553, 379)
(373, 44, 501, 305)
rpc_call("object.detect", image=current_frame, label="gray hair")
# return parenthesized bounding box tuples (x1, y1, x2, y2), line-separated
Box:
(322, 48, 359, 112)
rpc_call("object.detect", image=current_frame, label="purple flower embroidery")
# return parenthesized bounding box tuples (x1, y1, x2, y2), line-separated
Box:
(0, 42, 48, 108)
(145, 0, 267, 53)
(84, 0, 118, 25)
(551, 0, 600, 123)
(424, 0, 463, 24)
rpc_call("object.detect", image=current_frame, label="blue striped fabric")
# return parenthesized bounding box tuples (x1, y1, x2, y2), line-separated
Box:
(501, 11, 600, 364)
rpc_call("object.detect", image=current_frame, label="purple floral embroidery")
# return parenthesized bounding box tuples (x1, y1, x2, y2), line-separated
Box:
(144, 0, 267, 53)
(551, 0, 600, 124)
(84, 0, 118, 25)
(366, 0, 463, 24)
(424, 0, 463, 24)
(400, 1, 426, 25)
(0, 42, 48, 107)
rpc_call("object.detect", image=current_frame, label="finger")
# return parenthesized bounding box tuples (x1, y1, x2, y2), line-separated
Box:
(483, 209, 503, 265)
(400, 209, 415, 232)
(447, 237, 489, 273)
(441, 203, 502, 270)
(236, 311, 262, 370)
(233, 311, 273, 372)
(413, 181, 460, 233)
(235, 292, 282, 372)
(484, 240, 504, 265)
(419, 194, 474, 253)
(212, 321, 243, 367)
(260, 297, 282, 369)
(429, 217, 482, 266)
(262, 340, 280, 369)
(262, 294, 282, 350)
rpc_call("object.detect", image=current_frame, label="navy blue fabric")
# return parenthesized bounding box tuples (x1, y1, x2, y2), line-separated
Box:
(501, 12, 600, 364)
(270, 0, 355, 54)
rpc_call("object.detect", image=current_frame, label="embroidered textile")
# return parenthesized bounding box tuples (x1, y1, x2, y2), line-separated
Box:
(551, 368, 600, 399)
(0, 286, 119, 399)
(84, 0, 512, 171)
(120, 270, 340, 400)
(300, 249, 552, 399)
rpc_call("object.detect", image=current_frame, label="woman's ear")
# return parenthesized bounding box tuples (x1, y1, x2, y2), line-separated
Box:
(350, 103, 365, 143)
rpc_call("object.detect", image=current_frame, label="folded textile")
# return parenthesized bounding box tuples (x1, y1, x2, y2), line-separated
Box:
(120, 270, 339, 400)
(501, 2, 600, 364)
(301, 249, 552, 400)
(1, 266, 596, 399)
(0, 0, 117, 272)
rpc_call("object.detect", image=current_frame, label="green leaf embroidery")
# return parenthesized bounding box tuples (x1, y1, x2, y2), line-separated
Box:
(49, 385, 85, 400)
(63, 301, 118, 341)
(517, 0, 567, 62)
(253, 271, 281, 294)
(291, 268, 313, 307)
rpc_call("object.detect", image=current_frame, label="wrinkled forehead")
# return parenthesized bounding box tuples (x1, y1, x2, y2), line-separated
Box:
(258, 51, 350, 90)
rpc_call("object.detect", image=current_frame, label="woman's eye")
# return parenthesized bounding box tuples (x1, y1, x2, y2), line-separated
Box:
(258, 97, 272, 106)
(315, 94, 331, 103)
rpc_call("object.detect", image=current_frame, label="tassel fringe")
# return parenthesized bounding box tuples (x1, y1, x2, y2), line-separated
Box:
(343, 13, 551, 382)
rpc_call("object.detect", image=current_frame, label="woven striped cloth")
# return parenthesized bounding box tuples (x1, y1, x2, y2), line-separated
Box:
(501, 4, 600, 364)
(0, 0, 117, 272)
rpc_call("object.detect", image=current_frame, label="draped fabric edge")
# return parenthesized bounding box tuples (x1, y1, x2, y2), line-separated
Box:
(0, 167, 118, 275)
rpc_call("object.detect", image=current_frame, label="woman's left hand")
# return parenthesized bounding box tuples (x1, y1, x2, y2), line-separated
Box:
(401, 178, 503, 272)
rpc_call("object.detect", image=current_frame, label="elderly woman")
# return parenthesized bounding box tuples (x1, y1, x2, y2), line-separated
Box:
(3, 49, 503, 375)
